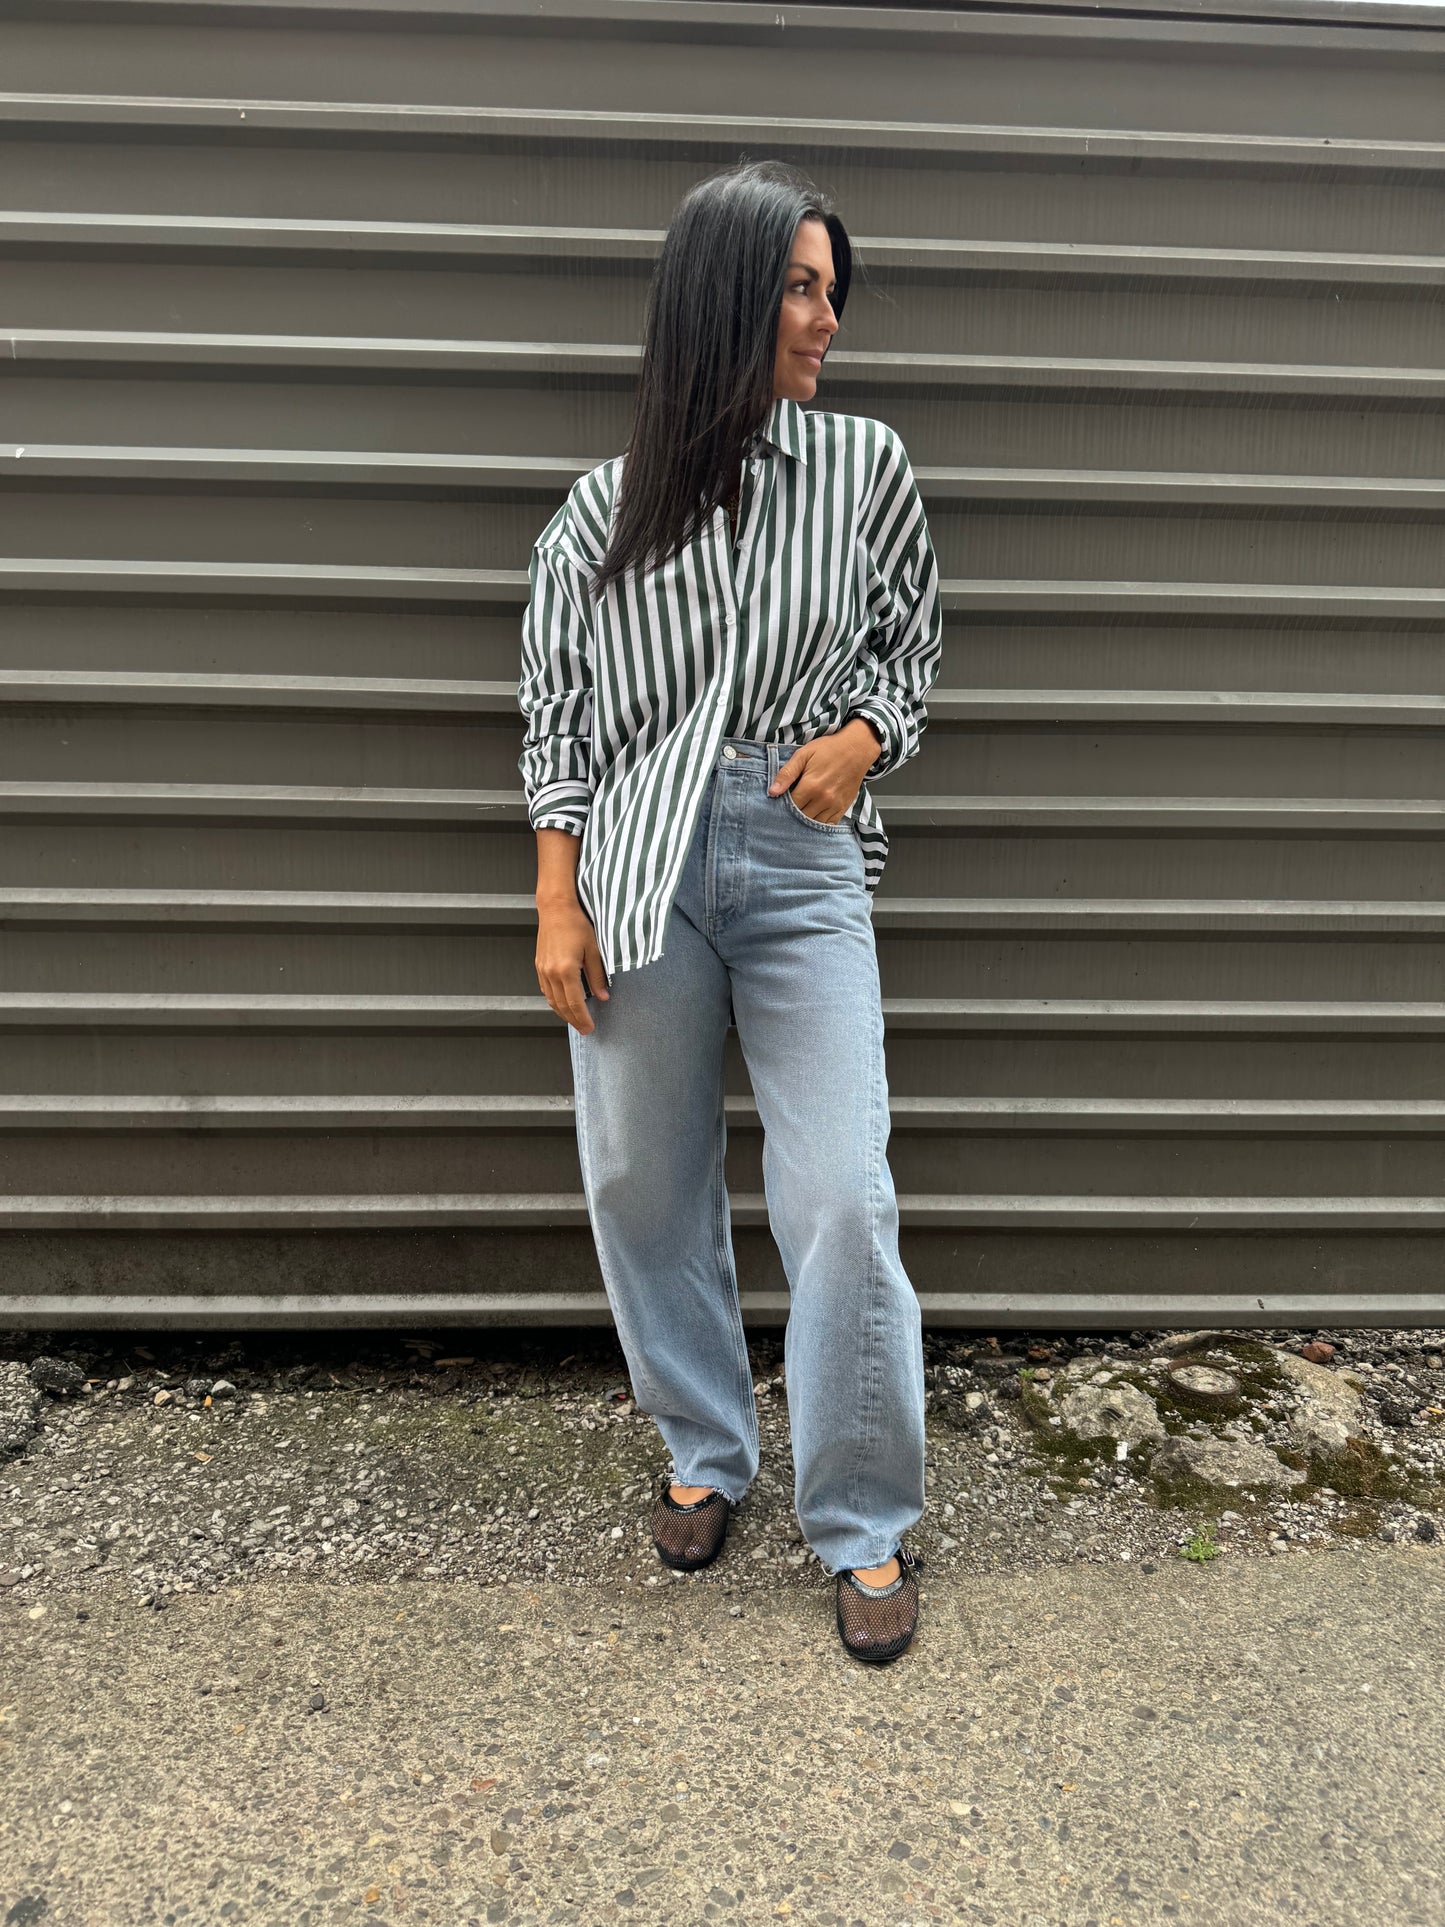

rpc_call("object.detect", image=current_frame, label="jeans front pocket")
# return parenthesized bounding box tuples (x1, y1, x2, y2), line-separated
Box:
(783, 787, 853, 835)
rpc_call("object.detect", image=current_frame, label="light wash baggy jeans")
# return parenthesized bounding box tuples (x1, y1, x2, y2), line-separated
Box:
(567, 734, 926, 1575)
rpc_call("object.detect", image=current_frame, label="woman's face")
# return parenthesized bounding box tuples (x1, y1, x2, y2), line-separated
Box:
(772, 216, 839, 402)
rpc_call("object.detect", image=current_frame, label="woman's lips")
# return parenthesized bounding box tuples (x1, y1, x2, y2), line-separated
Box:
(796, 349, 825, 368)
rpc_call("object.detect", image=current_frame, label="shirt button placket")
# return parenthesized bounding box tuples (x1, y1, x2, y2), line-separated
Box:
(719, 455, 759, 736)
(718, 473, 743, 756)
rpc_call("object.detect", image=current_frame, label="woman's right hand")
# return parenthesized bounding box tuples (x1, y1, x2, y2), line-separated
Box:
(536, 898, 610, 1034)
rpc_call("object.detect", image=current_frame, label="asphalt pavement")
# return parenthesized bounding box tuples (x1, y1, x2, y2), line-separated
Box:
(3, 1544, 1441, 1927)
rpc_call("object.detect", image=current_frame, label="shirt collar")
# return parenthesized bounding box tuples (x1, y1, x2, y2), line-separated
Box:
(751, 396, 810, 466)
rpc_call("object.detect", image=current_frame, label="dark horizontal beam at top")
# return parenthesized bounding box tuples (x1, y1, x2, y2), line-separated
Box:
(11, 0, 1445, 47)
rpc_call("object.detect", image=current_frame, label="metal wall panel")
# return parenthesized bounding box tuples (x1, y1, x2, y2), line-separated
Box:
(1, 0, 1443, 1326)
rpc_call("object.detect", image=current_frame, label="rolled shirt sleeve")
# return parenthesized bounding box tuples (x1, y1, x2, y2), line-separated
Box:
(517, 526, 596, 837)
(848, 430, 943, 780)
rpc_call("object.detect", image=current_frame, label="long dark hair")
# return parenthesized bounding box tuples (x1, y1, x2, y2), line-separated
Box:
(589, 158, 853, 596)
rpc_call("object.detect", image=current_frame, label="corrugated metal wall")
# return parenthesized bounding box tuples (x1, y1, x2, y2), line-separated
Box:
(2, 0, 1444, 1328)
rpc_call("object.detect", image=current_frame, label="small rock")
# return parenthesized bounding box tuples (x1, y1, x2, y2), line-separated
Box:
(28, 1355, 87, 1398)
(209, 1380, 237, 1400)
(1292, 1411, 1353, 1457)
(1051, 1371, 1166, 1449)
(1302, 1341, 1336, 1365)
(1379, 1398, 1413, 1429)
(309, 1691, 327, 1711)
(1275, 1352, 1366, 1461)
(1417, 1518, 1438, 1544)
(1151, 1434, 1305, 1491)
(184, 1377, 212, 1399)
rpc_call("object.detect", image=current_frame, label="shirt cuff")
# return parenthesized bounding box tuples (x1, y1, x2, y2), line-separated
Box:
(528, 781, 592, 836)
(845, 702, 897, 775)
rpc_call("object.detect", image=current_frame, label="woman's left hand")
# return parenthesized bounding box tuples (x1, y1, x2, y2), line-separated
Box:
(768, 719, 883, 824)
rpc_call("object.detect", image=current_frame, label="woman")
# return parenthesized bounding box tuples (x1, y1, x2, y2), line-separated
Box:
(517, 159, 943, 1665)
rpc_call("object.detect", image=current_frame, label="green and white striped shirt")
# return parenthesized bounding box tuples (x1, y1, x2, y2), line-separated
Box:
(518, 395, 942, 979)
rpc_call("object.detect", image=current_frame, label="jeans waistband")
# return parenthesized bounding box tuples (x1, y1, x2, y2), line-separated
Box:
(718, 735, 804, 769)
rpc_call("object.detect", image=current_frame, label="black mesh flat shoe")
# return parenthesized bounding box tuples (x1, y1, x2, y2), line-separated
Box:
(835, 1542, 923, 1665)
(650, 1475, 732, 1572)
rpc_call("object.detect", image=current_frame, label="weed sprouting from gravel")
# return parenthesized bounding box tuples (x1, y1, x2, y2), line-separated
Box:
(1179, 1523, 1221, 1563)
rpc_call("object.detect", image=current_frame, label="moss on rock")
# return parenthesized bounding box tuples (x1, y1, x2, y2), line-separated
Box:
(1014, 1335, 1444, 1535)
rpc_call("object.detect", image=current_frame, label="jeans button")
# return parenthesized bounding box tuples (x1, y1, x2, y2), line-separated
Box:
(722, 745, 738, 760)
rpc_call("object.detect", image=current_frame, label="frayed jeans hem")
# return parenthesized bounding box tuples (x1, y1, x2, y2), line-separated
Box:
(667, 1469, 748, 1509)
(822, 1540, 905, 1579)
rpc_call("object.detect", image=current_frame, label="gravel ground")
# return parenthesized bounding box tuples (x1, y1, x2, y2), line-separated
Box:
(2, 1324, 1442, 1611)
